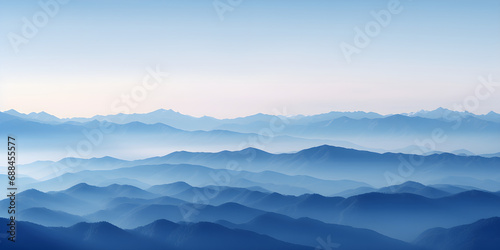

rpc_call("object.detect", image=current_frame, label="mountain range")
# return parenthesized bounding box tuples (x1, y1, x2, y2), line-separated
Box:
(0, 218, 312, 250)
(4, 181, 500, 241)
(1, 108, 499, 164)
(16, 145, 500, 189)
(5, 216, 498, 250)
(5, 107, 500, 127)
(1, 108, 499, 249)
(414, 217, 500, 250)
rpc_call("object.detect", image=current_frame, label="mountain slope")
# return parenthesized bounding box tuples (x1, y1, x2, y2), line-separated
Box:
(134, 220, 313, 250)
(86, 201, 267, 228)
(60, 183, 159, 203)
(0, 189, 92, 216)
(17, 207, 86, 227)
(139, 145, 500, 186)
(220, 213, 423, 250)
(414, 217, 500, 250)
(26, 162, 369, 195)
(0, 218, 312, 250)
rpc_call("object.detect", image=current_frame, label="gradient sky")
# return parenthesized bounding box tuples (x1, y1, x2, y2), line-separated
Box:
(0, 0, 499, 118)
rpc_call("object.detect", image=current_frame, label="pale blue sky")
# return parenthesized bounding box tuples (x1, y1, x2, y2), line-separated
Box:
(0, 0, 499, 118)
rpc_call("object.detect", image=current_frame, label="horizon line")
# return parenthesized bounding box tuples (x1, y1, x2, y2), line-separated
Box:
(1, 107, 498, 120)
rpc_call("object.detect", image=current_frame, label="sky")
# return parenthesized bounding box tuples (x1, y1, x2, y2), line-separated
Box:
(0, 0, 499, 119)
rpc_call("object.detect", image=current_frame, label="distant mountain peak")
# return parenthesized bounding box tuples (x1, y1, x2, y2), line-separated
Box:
(21, 188, 45, 195)
(70, 221, 123, 232)
(397, 181, 426, 188)
(64, 183, 101, 193)
(151, 108, 179, 114)
(168, 181, 191, 186)
(240, 147, 269, 154)
(405, 107, 477, 119)
(137, 219, 179, 233)
(298, 144, 369, 156)
(5, 109, 22, 114)
(72, 182, 93, 187)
